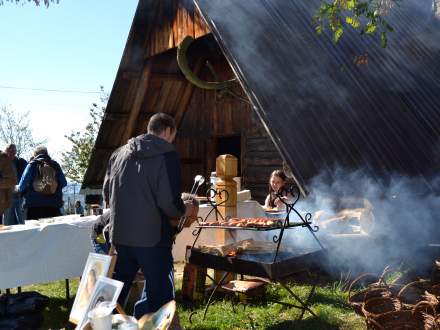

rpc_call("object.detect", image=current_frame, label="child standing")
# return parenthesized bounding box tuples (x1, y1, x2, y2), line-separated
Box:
(264, 170, 289, 209)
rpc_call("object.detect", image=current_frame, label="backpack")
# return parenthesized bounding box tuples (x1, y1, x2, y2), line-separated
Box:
(32, 161, 58, 195)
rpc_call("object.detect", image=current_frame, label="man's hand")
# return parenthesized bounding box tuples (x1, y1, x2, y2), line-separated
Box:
(183, 200, 199, 227)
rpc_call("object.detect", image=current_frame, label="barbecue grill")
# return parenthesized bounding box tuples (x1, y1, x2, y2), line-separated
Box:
(188, 247, 324, 280)
(187, 186, 326, 321)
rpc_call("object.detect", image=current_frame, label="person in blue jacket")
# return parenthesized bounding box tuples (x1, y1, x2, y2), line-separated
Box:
(17, 146, 67, 220)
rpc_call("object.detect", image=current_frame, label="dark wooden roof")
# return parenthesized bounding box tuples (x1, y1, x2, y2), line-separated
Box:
(82, 0, 210, 189)
(195, 0, 440, 193)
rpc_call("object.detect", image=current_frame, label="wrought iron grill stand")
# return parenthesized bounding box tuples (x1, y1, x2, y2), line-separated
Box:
(187, 186, 326, 323)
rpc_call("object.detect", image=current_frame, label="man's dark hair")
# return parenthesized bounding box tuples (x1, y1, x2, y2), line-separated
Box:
(147, 113, 176, 135)
(6, 144, 16, 152)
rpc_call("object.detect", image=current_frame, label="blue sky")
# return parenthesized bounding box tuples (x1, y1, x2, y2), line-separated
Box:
(0, 0, 138, 159)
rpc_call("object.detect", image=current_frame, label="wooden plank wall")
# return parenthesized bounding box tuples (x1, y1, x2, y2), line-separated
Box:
(145, 0, 210, 59)
(82, 0, 211, 189)
(241, 111, 285, 203)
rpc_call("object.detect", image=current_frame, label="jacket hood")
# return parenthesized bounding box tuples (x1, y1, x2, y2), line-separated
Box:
(32, 154, 52, 163)
(127, 134, 175, 159)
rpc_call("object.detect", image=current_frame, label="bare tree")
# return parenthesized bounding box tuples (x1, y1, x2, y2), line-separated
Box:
(0, 106, 45, 157)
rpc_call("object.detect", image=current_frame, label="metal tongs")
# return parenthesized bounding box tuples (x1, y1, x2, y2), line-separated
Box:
(177, 175, 205, 232)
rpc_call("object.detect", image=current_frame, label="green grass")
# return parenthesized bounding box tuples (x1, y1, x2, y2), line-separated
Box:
(176, 281, 365, 330)
(14, 273, 366, 329)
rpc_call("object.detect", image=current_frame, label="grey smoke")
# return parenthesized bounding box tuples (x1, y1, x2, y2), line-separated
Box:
(286, 167, 440, 273)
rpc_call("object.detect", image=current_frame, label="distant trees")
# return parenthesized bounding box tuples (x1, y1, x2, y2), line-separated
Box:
(0, 0, 59, 6)
(0, 106, 44, 158)
(61, 87, 107, 183)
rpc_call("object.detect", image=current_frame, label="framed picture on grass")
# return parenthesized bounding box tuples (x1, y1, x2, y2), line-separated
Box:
(69, 253, 113, 324)
(76, 277, 124, 330)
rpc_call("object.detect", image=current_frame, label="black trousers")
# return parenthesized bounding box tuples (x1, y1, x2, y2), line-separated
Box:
(26, 207, 61, 220)
(113, 244, 174, 318)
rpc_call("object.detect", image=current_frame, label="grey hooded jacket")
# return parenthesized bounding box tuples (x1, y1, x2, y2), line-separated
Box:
(103, 134, 185, 247)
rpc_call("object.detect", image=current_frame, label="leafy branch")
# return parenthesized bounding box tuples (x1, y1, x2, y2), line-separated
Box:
(314, 0, 398, 48)
(61, 86, 107, 183)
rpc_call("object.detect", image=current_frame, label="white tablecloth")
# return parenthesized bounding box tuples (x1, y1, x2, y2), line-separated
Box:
(0, 215, 98, 289)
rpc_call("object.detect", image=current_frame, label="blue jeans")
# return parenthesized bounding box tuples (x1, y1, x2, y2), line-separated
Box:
(3, 196, 24, 225)
(113, 245, 174, 318)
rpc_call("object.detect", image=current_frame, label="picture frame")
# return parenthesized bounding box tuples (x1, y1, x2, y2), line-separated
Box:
(69, 253, 113, 324)
(76, 277, 124, 330)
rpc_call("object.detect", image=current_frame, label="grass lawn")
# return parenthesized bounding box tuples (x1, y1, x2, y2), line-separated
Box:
(15, 267, 366, 330)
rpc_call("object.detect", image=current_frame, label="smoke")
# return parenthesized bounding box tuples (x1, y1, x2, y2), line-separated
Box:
(285, 167, 440, 273)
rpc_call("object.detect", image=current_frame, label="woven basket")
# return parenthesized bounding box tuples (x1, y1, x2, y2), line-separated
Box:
(397, 280, 433, 308)
(431, 259, 440, 284)
(366, 310, 420, 330)
(412, 301, 437, 329)
(423, 314, 440, 330)
(362, 297, 401, 318)
(348, 273, 389, 316)
(429, 284, 440, 297)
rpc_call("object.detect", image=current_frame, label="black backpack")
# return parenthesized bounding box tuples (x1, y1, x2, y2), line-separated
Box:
(32, 161, 59, 195)
(0, 291, 48, 329)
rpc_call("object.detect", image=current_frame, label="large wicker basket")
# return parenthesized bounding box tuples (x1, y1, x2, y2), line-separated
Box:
(362, 297, 401, 318)
(366, 310, 420, 330)
(348, 273, 391, 316)
(412, 301, 437, 328)
(397, 280, 433, 308)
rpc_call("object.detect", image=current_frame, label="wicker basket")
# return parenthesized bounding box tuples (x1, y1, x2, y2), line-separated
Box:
(423, 314, 440, 330)
(397, 280, 433, 308)
(362, 297, 401, 318)
(431, 259, 440, 284)
(412, 301, 437, 328)
(348, 273, 389, 316)
(429, 284, 440, 297)
(366, 310, 420, 330)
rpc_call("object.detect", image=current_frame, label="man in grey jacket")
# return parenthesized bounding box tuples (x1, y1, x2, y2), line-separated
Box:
(103, 113, 195, 318)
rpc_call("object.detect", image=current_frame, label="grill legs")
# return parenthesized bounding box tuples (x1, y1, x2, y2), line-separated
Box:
(277, 277, 318, 320)
(191, 271, 319, 323)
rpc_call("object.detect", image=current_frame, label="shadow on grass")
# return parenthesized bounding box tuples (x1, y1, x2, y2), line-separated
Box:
(177, 286, 350, 313)
(309, 292, 349, 309)
(265, 317, 339, 330)
(184, 326, 221, 330)
(42, 297, 75, 330)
